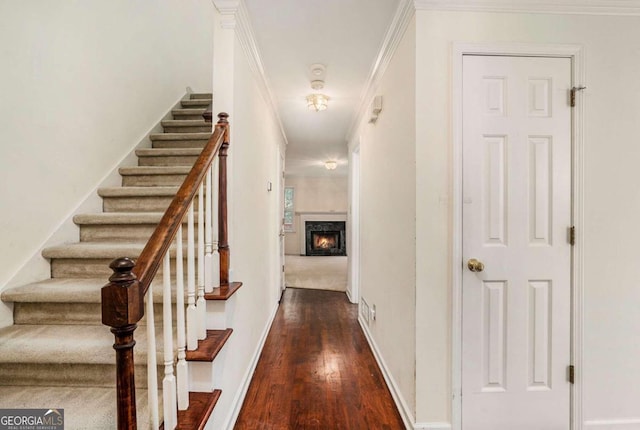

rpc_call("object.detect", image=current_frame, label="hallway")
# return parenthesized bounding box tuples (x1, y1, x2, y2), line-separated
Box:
(234, 288, 405, 429)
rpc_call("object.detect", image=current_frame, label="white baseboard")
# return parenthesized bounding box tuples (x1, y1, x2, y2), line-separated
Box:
(358, 315, 415, 430)
(414, 423, 451, 430)
(221, 302, 279, 430)
(584, 419, 640, 429)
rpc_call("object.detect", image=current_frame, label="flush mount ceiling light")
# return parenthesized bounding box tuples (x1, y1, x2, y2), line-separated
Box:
(324, 160, 338, 170)
(307, 93, 329, 112)
(307, 64, 329, 112)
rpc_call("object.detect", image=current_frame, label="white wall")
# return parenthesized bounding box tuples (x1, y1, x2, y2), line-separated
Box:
(283, 175, 348, 255)
(0, 0, 214, 291)
(355, 16, 417, 421)
(415, 9, 640, 427)
(205, 7, 286, 429)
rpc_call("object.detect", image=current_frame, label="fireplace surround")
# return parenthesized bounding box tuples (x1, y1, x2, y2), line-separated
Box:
(298, 212, 347, 256)
(305, 221, 346, 256)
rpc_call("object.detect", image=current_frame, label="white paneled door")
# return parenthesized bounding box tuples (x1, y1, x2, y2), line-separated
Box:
(462, 55, 572, 430)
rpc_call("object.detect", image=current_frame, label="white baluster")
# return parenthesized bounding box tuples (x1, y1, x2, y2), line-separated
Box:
(212, 159, 221, 287)
(146, 283, 159, 429)
(204, 165, 214, 293)
(175, 225, 189, 410)
(187, 204, 198, 351)
(197, 183, 207, 340)
(162, 252, 177, 429)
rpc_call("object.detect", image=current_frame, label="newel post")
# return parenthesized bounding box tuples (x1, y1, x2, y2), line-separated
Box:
(102, 257, 145, 430)
(217, 112, 230, 286)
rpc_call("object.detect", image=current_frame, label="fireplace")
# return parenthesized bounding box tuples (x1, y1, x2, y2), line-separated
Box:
(305, 221, 346, 256)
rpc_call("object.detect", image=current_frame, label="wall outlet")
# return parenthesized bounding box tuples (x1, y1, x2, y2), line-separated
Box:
(370, 304, 376, 321)
(361, 299, 370, 324)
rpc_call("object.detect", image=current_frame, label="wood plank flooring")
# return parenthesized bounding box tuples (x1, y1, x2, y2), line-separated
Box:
(234, 288, 406, 430)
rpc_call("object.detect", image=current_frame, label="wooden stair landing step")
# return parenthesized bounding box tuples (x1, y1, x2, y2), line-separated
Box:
(186, 329, 233, 362)
(160, 390, 221, 430)
(204, 281, 242, 301)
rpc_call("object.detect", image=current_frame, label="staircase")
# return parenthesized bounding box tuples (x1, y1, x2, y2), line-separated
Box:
(0, 94, 238, 429)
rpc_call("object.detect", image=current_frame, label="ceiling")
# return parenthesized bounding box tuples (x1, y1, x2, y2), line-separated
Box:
(244, 0, 401, 177)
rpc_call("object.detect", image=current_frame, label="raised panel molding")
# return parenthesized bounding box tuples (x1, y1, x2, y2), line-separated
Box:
(414, 0, 640, 16)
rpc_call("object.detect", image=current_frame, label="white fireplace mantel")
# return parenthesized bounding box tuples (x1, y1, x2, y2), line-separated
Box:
(298, 212, 347, 255)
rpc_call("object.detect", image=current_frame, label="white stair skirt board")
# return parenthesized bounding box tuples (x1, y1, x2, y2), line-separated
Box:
(221, 302, 279, 430)
(358, 314, 415, 430)
(284, 255, 347, 292)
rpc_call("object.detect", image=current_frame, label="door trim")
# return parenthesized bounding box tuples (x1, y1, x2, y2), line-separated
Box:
(451, 42, 585, 430)
(348, 142, 361, 304)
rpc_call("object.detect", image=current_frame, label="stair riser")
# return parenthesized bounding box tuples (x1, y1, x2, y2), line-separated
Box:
(51, 257, 190, 278)
(190, 94, 213, 100)
(14, 302, 180, 326)
(103, 196, 199, 213)
(138, 156, 198, 167)
(122, 174, 188, 187)
(79, 224, 198, 242)
(0, 363, 159, 389)
(181, 101, 211, 108)
(173, 113, 206, 121)
(163, 126, 212, 133)
(152, 140, 208, 149)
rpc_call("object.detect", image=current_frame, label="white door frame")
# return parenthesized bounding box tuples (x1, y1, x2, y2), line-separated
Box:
(451, 42, 585, 430)
(348, 142, 361, 304)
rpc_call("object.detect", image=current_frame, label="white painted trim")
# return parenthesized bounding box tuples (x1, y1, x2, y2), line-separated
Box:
(450, 42, 585, 430)
(346, 0, 415, 142)
(212, 0, 288, 147)
(584, 419, 640, 429)
(347, 143, 361, 304)
(358, 315, 415, 430)
(414, 0, 640, 16)
(221, 301, 279, 430)
(414, 423, 452, 430)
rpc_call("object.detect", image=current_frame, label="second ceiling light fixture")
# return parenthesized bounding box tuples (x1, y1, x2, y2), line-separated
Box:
(307, 64, 329, 112)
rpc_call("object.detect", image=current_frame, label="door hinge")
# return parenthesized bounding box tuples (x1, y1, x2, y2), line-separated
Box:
(568, 365, 575, 384)
(570, 86, 587, 107)
(568, 226, 576, 246)
(282, 265, 285, 273)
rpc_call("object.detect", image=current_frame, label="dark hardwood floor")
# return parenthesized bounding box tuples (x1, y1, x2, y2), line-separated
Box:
(234, 288, 406, 430)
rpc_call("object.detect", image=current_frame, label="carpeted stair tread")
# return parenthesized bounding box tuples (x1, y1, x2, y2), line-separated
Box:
(149, 132, 211, 141)
(135, 148, 202, 157)
(2, 277, 185, 305)
(190, 93, 213, 99)
(172, 108, 206, 116)
(181, 99, 211, 108)
(74, 212, 168, 225)
(0, 324, 155, 364)
(2, 278, 104, 303)
(161, 120, 210, 127)
(42, 242, 151, 259)
(98, 186, 179, 197)
(119, 166, 192, 176)
(0, 386, 159, 430)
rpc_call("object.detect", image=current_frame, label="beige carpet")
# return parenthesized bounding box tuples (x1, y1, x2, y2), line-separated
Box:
(284, 255, 347, 292)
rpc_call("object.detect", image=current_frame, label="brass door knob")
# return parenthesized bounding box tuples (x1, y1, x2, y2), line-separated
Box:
(467, 258, 484, 272)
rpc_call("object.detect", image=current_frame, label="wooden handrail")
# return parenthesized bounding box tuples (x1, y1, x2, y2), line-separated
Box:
(133, 112, 228, 294)
(102, 112, 230, 430)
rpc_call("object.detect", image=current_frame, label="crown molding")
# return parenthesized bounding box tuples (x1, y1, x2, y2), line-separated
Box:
(414, 0, 640, 16)
(346, 0, 416, 143)
(212, 0, 288, 146)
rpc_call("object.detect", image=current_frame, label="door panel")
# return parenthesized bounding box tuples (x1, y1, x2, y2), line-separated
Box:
(462, 55, 572, 430)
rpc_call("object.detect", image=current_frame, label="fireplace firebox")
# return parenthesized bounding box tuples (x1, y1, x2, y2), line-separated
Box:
(305, 221, 346, 256)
